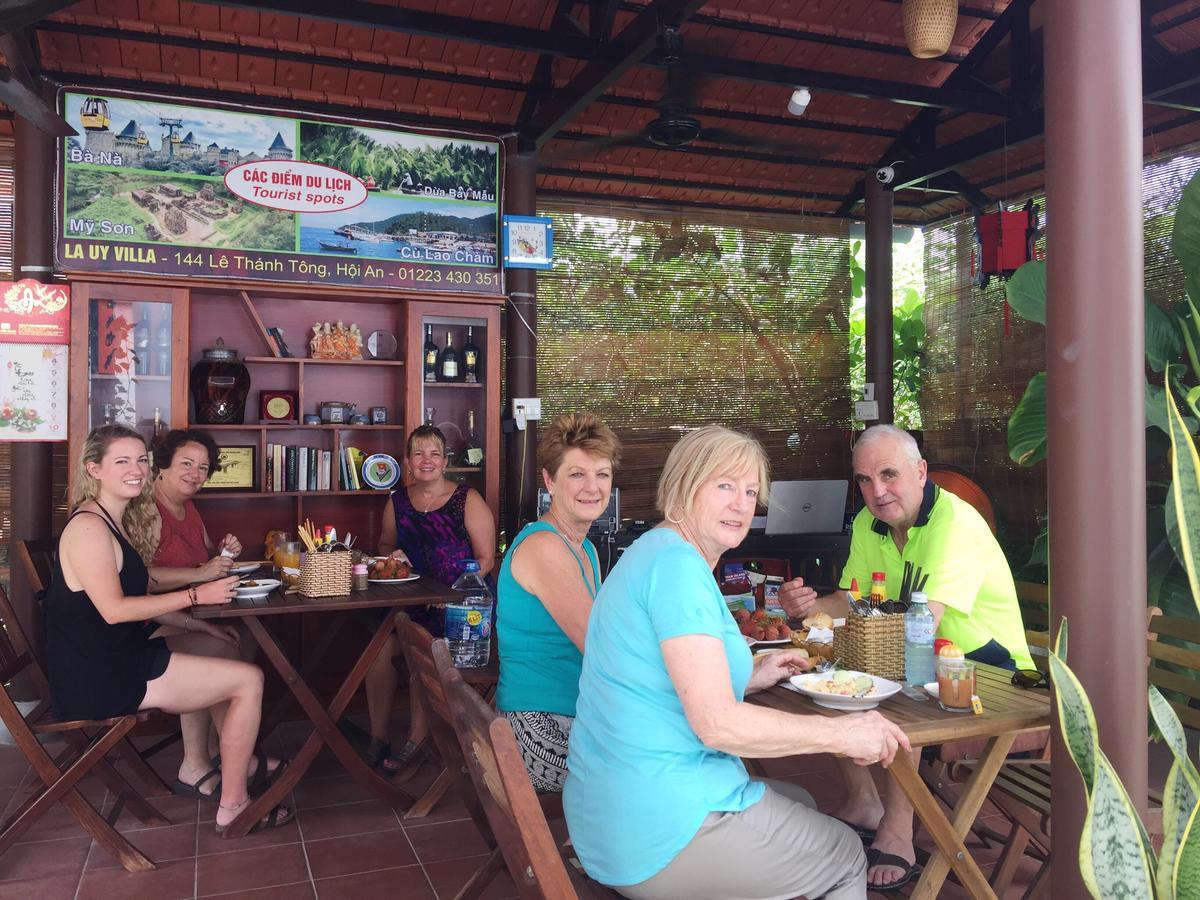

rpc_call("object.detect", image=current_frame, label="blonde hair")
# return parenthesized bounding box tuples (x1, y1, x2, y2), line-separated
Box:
(71, 424, 157, 562)
(538, 413, 622, 476)
(656, 425, 770, 519)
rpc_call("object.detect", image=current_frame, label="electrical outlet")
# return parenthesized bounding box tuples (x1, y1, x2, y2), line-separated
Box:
(512, 398, 542, 421)
(854, 400, 879, 421)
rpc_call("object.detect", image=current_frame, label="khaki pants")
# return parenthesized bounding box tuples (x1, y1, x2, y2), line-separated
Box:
(614, 778, 866, 900)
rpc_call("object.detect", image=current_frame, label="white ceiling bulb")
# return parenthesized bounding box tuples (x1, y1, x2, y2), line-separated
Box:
(787, 87, 811, 116)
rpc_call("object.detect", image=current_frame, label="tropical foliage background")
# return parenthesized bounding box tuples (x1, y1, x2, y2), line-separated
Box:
(300, 123, 497, 194)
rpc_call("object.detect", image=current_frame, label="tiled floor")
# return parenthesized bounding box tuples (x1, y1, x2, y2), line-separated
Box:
(0, 718, 1095, 899)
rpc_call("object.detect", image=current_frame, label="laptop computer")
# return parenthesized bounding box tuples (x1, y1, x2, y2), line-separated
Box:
(765, 480, 849, 535)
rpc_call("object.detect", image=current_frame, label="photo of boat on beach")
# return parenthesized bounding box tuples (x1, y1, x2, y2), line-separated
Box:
(299, 197, 497, 266)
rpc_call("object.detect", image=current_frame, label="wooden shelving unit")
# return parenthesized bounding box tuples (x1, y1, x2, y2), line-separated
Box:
(69, 278, 502, 554)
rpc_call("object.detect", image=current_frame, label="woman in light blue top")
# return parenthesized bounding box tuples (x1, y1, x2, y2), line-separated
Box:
(564, 425, 910, 900)
(497, 413, 620, 791)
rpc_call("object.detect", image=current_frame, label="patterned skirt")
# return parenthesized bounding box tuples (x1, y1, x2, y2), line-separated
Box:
(503, 710, 574, 793)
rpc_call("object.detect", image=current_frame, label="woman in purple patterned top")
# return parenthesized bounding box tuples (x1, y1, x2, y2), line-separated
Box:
(360, 425, 495, 773)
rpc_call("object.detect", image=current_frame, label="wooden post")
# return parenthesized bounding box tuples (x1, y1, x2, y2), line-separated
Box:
(864, 174, 895, 424)
(1044, 1, 1147, 896)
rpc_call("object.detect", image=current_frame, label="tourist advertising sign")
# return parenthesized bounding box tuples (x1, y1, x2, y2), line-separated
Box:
(55, 91, 503, 294)
(0, 280, 70, 441)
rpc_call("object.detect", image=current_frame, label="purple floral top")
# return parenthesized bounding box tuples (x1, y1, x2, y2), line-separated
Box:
(391, 483, 475, 588)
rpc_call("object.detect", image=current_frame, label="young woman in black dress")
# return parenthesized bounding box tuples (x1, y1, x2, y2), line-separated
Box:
(45, 425, 292, 834)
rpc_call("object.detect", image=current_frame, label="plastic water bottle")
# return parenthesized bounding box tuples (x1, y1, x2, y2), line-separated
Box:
(904, 591, 936, 687)
(445, 560, 493, 668)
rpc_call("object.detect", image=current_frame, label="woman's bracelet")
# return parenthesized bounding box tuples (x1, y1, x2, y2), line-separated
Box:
(188, 586, 199, 608)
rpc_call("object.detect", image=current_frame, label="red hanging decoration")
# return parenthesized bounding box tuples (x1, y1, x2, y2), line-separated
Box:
(972, 199, 1040, 291)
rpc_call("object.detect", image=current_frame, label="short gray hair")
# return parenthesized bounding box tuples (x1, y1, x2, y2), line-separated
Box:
(853, 425, 922, 466)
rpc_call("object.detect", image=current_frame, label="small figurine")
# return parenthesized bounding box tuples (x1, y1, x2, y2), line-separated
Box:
(310, 320, 365, 360)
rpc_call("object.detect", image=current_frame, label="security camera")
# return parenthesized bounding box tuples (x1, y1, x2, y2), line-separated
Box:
(875, 165, 896, 185)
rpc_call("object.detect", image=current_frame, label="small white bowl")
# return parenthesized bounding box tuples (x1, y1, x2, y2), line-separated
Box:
(235, 577, 281, 599)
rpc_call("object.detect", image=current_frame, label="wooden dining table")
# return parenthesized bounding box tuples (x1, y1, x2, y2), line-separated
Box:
(193, 576, 458, 838)
(750, 664, 1051, 899)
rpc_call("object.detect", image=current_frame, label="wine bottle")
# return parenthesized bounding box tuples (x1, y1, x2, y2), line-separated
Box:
(438, 331, 459, 381)
(133, 310, 150, 376)
(464, 410, 484, 467)
(463, 326, 481, 384)
(152, 308, 172, 376)
(423, 324, 438, 383)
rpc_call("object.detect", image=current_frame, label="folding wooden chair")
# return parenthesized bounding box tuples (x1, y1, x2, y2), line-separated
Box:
(396, 614, 562, 900)
(0, 583, 169, 872)
(15, 538, 173, 798)
(393, 612, 499, 811)
(436, 641, 620, 900)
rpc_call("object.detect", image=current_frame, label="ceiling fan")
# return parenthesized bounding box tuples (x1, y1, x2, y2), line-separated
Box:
(542, 25, 813, 162)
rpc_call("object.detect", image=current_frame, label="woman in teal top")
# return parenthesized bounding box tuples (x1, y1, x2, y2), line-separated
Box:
(564, 426, 910, 900)
(496, 413, 620, 791)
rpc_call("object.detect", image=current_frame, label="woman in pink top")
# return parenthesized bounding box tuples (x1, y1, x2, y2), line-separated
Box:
(147, 430, 281, 801)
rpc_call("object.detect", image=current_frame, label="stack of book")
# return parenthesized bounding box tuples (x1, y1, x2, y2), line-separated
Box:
(265, 443, 375, 492)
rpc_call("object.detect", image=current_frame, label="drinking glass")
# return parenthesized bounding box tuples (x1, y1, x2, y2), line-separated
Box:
(279, 541, 302, 586)
(936, 660, 976, 713)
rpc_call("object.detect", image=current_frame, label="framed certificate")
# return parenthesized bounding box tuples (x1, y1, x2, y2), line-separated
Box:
(502, 215, 553, 269)
(203, 445, 256, 491)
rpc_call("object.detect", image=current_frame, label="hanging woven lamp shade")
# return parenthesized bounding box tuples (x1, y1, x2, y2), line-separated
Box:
(902, 0, 958, 59)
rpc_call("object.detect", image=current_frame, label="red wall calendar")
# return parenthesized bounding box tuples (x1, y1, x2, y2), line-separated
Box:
(0, 280, 70, 441)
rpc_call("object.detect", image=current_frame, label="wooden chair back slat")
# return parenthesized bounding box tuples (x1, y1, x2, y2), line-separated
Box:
(15, 539, 55, 598)
(0, 579, 36, 687)
(435, 640, 578, 900)
(394, 612, 496, 843)
(1150, 615, 1200, 645)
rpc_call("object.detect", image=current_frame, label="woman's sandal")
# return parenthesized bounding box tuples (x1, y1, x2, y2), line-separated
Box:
(214, 798, 295, 837)
(365, 738, 421, 775)
(173, 766, 222, 802)
(210, 749, 289, 797)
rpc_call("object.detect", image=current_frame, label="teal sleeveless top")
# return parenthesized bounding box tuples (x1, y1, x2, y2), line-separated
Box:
(496, 520, 599, 717)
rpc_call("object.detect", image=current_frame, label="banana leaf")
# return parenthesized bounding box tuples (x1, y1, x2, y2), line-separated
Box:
(1172, 170, 1200, 280)
(1009, 373, 1047, 466)
(1006, 259, 1047, 325)
(1148, 299, 1184, 373)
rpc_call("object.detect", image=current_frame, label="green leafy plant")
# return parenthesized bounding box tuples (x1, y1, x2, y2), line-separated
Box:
(1006, 170, 1200, 605)
(1048, 381, 1200, 898)
(847, 237, 926, 430)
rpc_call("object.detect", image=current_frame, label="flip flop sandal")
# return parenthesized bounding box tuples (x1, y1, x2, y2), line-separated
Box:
(173, 766, 222, 802)
(250, 756, 290, 798)
(214, 802, 295, 837)
(365, 738, 420, 774)
(211, 749, 281, 793)
(865, 848, 921, 892)
(833, 816, 876, 843)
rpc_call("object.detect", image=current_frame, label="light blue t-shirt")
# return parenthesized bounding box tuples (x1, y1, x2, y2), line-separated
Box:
(563, 528, 764, 887)
(496, 520, 599, 717)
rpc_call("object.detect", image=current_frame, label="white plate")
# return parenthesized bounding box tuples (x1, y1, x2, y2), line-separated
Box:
(230, 562, 261, 575)
(235, 577, 281, 599)
(368, 573, 420, 584)
(747, 636, 793, 648)
(787, 671, 903, 711)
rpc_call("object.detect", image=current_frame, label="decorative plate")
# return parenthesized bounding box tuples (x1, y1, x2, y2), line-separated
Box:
(362, 453, 401, 489)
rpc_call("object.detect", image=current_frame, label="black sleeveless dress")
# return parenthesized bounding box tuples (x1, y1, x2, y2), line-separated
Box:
(43, 506, 172, 720)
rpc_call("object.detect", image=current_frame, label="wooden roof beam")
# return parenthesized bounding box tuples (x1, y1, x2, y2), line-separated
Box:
(207, 0, 595, 57)
(522, 0, 709, 150)
(674, 52, 1014, 115)
(0, 28, 74, 135)
(836, 0, 1037, 215)
(0, 0, 81, 33)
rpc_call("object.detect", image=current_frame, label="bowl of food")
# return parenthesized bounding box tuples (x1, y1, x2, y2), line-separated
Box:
(234, 577, 281, 600)
(788, 670, 903, 711)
